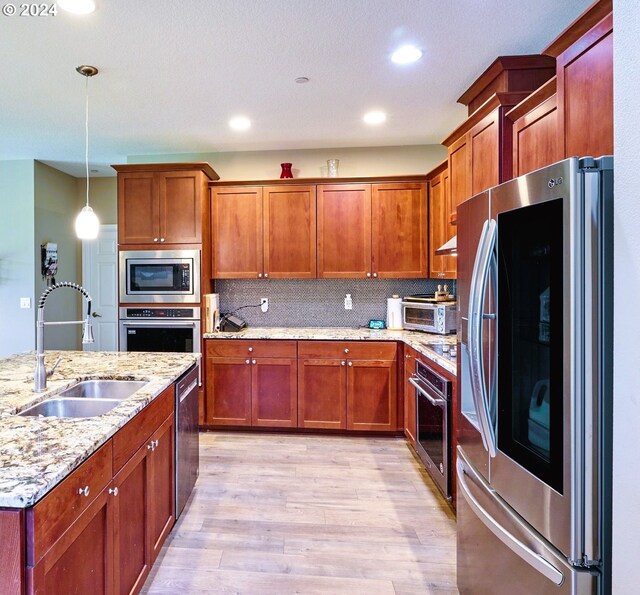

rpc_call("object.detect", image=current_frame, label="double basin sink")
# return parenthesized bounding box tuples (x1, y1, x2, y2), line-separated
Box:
(19, 380, 147, 418)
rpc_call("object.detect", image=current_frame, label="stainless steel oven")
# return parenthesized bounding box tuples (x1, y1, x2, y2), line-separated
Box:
(410, 359, 452, 499)
(119, 249, 200, 304)
(119, 307, 201, 354)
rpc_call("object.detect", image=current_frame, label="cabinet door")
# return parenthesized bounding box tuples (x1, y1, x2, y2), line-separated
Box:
(428, 172, 456, 279)
(469, 110, 500, 195)
(403, 348, 417, 446)
(447, 133, 471, 223)
(251, 357, 298, 427)
(148, 415, 175, 563)
(513, 94, 560, 177)
(371, 183, 427, 278)
(442, 169, 456, 278)
(347, 359, 397, 432)
(263, 186, 317, 278)
(112, 445, 150, 595)
(118, 172, 158, 244)
(158, 171, 203, 244)
(29, 488, 114, 594)
(205, 357, 252, 426)
(557, 13, 613, 158)
(317, 184, 372, 278)
(298, 358, 347, 429)
(211, 187, 263, 278)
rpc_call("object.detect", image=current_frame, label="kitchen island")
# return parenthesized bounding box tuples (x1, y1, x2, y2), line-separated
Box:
(0, 350, 199, 594)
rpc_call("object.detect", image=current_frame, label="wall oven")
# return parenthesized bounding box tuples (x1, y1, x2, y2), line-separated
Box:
(119, 307, 201, 354)
(410, 359, 452, 499)
(119, 249, 200, 304)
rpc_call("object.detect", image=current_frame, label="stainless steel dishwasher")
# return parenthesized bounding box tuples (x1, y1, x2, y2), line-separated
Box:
(175, 363, 200, 518)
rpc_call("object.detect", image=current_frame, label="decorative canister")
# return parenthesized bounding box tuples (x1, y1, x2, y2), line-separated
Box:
(386, 295, 403, 330)
(280, 163, 293, 178)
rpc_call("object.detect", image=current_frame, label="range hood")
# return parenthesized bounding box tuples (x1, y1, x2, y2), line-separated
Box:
(435, 235, 457, 256)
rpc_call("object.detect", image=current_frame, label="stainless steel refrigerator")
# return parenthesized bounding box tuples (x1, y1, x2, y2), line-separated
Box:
(456, 157, 613, 594)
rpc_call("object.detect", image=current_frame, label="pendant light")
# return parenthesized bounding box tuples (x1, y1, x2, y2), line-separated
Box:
(74, 65, 100, 240)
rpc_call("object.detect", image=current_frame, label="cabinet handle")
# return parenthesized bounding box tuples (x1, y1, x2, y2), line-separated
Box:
(109, 487, 119, 497)
(348, 362, 353, 367)
(153, 238, 158, 243)
(341, 361, 346, 366)
(248, 347, 253, 352)
(406, 354, 412, 359)
(366, 272, 371, 278)
(252, 359, 257, 364)
(344, 348, 349, 354)
(373, 272, 378, 278)
(153, 439, 159, 448)
(258, 273, 263, 278)
(264, 273, 269, 278)
(78, 485, 90, 497)
(160, 238, 165, 242)
(245, 359, 250, 364)
(147, 440, 156, 451)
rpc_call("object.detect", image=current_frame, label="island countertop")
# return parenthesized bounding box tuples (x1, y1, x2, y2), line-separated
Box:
(203, 327, 457, 375)
(0, 350, 199, 508)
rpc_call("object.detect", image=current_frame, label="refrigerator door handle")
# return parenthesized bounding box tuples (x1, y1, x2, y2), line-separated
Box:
(468, 218, 497, 457)
(457, 459, 565, 586)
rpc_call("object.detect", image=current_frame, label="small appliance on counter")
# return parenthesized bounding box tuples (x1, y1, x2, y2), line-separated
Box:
(386, 295, 403, 330)
(401, 294, 457, 335)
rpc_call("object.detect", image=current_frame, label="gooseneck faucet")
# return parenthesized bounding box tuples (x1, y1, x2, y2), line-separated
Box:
(34, 282, 95, 392)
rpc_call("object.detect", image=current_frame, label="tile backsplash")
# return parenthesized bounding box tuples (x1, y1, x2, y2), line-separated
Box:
(215, 278, 456, 328)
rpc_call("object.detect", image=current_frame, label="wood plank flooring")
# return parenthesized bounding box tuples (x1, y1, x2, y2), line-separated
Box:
(142, 432, 458, 594)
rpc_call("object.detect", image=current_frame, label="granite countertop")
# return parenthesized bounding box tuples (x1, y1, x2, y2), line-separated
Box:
(203, 327, 457, 375)
(0, 350, 199, 508)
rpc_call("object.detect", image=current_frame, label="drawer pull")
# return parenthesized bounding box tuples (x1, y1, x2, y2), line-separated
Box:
(109, 487, 119, 497)
(252, 359, 257, 365)
(248, 347, 253, 352)
(245, 359, 250, 364)
(366, 272, 371, 277)
(344, 348, 349, 354)
(258, 273, 263, 278)
(348, 362, 353, 367)
(264, 273, 269, 278)
(341, 361, 346, 366)
(78, 485, 90, 497)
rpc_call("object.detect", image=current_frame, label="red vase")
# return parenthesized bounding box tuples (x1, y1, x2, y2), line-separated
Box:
(280, 163, 293, 178)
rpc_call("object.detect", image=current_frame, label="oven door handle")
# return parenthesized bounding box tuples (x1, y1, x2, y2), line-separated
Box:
(409, 377, 446, 407)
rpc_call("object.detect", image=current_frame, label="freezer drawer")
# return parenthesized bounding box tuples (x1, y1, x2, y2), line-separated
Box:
(456, 448, 597, 595)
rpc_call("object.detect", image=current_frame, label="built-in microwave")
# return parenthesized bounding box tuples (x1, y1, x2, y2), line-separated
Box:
(119, 249, 200, 304)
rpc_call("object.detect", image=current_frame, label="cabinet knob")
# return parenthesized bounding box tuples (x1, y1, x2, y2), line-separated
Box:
(373, 272, 378, 278)
(264, 273, 269, 278)
(344, 348, 349, 354)
(245, 359, 250, 364)
(348, 362, 353, 367)
(341, 361, 346, 366)
(258, 273, 263, 278)
(109, 487, 119, 497)
(248, 347, 253, 352)
(147, 440, 158, 451)
(153, 439, 159, 448)
(252, 359, 256, 364)
(366, 272, 371, 278)
(78, 485, 90, 497)
(160, 238, 165, 243)
(153, 238, 158, 243)
(406, 354, 412, 359)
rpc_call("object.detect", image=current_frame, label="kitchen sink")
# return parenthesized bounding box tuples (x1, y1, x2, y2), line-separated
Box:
(56, 380, 147, 400)
(18, 398, 122, 418)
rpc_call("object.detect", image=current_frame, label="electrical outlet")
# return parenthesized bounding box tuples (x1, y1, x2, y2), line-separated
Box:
(260, 298, 269, 313)
(344, 294, 353, 310)
(20, 297, 31, 309)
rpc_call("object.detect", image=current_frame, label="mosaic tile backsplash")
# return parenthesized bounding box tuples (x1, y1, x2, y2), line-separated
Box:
(215, 278, 456, 328)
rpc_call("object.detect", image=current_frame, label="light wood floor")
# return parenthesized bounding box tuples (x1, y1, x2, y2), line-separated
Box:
(142, 432, 459, 595)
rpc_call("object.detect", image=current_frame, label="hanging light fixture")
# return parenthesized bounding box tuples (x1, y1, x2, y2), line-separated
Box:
(74, 64, 100, 240)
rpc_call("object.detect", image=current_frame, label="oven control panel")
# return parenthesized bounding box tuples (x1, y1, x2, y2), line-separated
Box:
(120, 307, 200, 319)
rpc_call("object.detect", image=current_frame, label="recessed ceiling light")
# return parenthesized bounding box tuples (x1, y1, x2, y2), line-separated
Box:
(363, 110, 386, 125)
(229, 116, 251, 131)
(295, 77, 310, 84)
(391, 45, 423, 65)
(58, 0, 96, 14)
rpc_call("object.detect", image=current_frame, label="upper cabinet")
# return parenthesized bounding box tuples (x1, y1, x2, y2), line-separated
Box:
(211, 184, 317, 279)
(211, 177, 427, 280)
(428, 162, 456, 279)
(113, 163, 218, 246)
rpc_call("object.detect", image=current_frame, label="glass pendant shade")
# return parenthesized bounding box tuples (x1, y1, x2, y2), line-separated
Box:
(75, 205, 99, 239)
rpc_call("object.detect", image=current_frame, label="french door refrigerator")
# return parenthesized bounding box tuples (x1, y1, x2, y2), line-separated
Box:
(456, 157, 613, 595)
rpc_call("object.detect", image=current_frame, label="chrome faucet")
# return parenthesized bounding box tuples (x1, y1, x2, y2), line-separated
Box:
(34, 282, 95, 392)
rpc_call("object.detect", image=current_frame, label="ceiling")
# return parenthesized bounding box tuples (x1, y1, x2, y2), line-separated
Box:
(0, 0, 590, 177)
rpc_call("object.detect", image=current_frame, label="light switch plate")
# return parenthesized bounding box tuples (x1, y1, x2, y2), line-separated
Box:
(20, 297, 31, 309)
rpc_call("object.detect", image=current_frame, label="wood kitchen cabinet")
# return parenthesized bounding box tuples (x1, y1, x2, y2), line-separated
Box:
(403, 345, 418, 446)
(113, 163, 218, 246)
(298, 341, 398, 432)
(205, 340, 298, 427)
(428, 163, 456, 279)
(317, 180, 427, 278)
(210, 185, 316, 279)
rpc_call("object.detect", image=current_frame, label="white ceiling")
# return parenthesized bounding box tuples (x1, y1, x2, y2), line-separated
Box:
(0, 0, 590, 177)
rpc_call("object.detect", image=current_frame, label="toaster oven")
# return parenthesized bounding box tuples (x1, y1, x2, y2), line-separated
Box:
(401, 300, 457, 334)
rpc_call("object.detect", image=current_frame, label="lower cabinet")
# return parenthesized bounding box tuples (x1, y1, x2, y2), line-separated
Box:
(403, 345, 418, 446)
(24, 386, 176, 595)
(205, 340, 298, 427)
(298, 341, 398, 432)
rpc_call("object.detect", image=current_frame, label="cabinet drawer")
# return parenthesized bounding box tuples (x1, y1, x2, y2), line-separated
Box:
(26, 440, 113, 566)
(205, 339, 297, 358)
(298, 340, 397, 360)
(112, 385, 174, 472)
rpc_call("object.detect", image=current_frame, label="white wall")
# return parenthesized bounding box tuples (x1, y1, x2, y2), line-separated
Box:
(612, 0, 640, 590)
(127, 144, 446, 180)
(0, 160, 35, 355)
